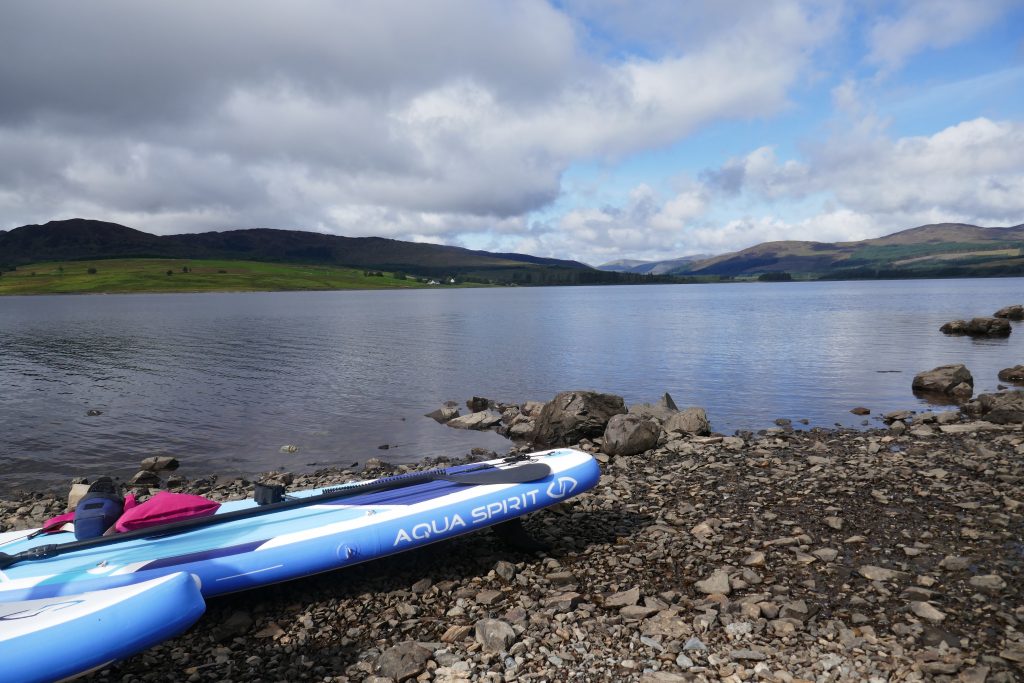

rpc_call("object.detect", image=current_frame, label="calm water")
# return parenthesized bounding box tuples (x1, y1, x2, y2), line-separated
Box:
(1, 279, 1022, 493)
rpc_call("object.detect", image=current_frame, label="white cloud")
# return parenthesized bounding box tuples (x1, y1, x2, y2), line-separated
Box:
(549, 114, 1024, 264)
(704, 116, 1024, 223)
(0, 0, 838, 245)
(865, 0, 1020, 74)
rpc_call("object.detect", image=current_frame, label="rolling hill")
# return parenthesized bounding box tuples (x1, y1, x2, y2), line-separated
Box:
(0, 219, 669, 286)
(669, 222, 1024, 279)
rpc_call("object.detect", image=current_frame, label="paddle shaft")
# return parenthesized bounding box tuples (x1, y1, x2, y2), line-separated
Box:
(0, 461, 551, 569)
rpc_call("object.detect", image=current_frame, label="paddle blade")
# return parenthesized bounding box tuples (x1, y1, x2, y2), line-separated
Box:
(444, 462, 551, 485)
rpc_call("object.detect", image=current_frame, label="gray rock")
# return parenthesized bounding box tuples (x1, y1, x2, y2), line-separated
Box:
(912, 364, 974, 396)
(493, 560, 517, 582)
(968, 574, 1006, 590)
(605, 586, 641, 607)
(662, 407, 711, 436)
(507, 421, 534, 439)
(530, 390, 626, 447)
(140, 455, 180, 472)
(997, 365, 1024, 383)
(128, 469, 161, 486)
(67, 483, 91, 510)
(620, 605, 659, 620)
(602, 413, 660, 456)
(940, 317, 1012, 336)
(628, 392, 679, 422)
(883, 409, 914, 423)
(909, 601, 946, 622)
(993, 304, 1024, 319)
(780, 600, 809, 621)
(545, 570, 577, 587)
(959, 666, 991, 683)
(466, 396, 492, 412)
(363, 457, 394, 472)
(939, 555, 971, 571)
(475, 619, 516, 653)
(683, 636, 707, 651)
(211, 610, 254, 641)
(476, 589, 503, 605)
(694, 569, 731, 595)
(857, 565, 902, 581)
(811, 548, 839, 562)
(425, 404, 460, 423)
(639, 673, 690, 683)
(375, 641, 432, 681)
(962, 390, 1024, 424)
(446, 411, 502, 430)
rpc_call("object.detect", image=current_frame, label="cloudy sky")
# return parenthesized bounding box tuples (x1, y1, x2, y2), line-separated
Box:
(1, 1, 1022, 265)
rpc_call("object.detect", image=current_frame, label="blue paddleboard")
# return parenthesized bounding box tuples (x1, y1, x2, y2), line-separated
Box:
(0, 449, 599, 602)
(0, 571, 205, 683)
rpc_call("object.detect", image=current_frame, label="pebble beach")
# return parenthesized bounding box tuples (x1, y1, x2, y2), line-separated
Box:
(2, 396, 1022, 683)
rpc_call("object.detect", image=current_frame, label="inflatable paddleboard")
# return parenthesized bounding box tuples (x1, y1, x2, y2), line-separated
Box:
(0, 449, 598, 602)
(0, 571, 205, 683)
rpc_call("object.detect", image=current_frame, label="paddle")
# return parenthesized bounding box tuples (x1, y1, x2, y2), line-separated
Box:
(0, 461, 551, 570)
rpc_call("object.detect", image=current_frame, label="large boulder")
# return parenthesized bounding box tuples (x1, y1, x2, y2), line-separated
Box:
(912, 364, 974, 399)
(662, 407, 711, 436)
(940, 317, 1012, 337)
(531, 391, 626, 447)
(962, 391, 1024, 424)
(602, 414, 660, 456)
(994, 304, 1024, 320)
(997, 365, 1024, 383)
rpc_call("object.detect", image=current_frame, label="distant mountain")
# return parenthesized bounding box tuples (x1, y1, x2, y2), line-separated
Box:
(598, 259, 649, 272)
(599, 254, 712, 275)
(0, 219, 674, 286)
(672, 223, 1024, 279)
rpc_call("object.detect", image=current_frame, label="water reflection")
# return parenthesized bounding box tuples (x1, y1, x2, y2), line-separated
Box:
(0, 279, 1021, 492)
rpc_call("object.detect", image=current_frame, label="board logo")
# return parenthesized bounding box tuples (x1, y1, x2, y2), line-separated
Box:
(546, 476, 578, 499)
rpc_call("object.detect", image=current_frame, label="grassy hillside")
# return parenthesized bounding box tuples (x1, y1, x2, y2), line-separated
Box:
(0, 219, 681, 287)
(0, 259, 461, 295)
(675, 223, 1024, 278)
(0, 219, 591, 281)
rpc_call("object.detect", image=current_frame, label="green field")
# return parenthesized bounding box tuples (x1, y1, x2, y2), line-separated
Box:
(0, 259, 473, 295)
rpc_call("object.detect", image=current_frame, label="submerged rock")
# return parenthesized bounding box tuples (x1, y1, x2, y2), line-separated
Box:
(912, 364, 974, 398)
(993, 304, 1023, 319)
(997, 365, 1024, 383)
(425, 402, 460, 423)
(940, 317, 1012, 336)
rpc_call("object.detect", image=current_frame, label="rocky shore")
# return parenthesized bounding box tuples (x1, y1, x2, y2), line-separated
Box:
(2, 394, 1023, 682)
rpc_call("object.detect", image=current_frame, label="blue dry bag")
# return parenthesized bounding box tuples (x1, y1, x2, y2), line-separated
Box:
(74, 476, 124, 540)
